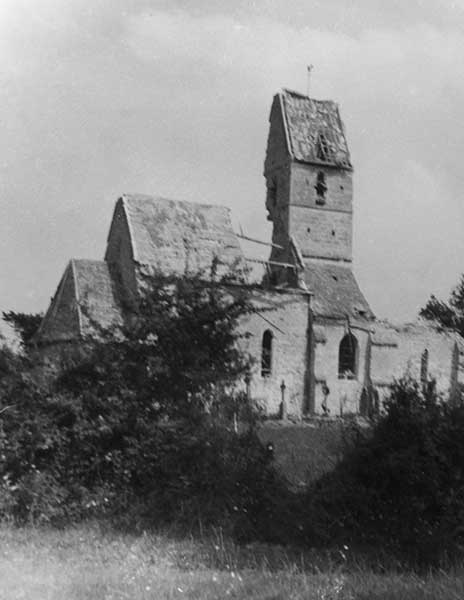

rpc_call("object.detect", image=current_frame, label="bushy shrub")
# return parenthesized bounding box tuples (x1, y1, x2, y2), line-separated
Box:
(0, 375, 277, 532)
(302, 376, 464, 566)
(0, 273, 283, 534)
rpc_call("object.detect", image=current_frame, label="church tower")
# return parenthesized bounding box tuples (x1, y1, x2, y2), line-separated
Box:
(264, 88, 353, 266)
(264, 88, 373, 321)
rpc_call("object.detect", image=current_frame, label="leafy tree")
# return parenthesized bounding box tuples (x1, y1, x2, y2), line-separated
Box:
(2, 311, 43, 346)
(303, 376, 464, 566)
(420, 274, 464, 337)
(0, 271, 279, 530)
(58, 271, 255, 421)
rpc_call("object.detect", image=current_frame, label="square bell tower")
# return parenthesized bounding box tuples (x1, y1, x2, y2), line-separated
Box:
(264, 89, 353, 267)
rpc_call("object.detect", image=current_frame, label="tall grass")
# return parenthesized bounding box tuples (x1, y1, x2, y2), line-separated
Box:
(0, 524, 463, 600)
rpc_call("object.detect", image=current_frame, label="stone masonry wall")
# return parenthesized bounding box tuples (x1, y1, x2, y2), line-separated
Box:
(266, 166, 291, 263)
(289, 163, 353, 262)
(370, 324, 463, 401)
(290, 162, 353, 213)
(240, 289, 311, 418)
(37, 264, 80, 342)
(104, 201, 138, 307)
(264, 96, 290, 174)
(289, 206, 353, 262)
(264, 95, 292, 266)
(313, 322, 370, 415)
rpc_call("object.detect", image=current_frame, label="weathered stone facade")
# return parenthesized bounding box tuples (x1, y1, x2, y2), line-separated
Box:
(34, 87, 464, 418)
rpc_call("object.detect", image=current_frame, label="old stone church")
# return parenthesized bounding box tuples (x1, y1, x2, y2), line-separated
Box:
(34, 88, 464, 418)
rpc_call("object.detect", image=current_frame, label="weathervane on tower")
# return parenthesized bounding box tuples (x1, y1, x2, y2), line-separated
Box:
(307, 64, 314, 96)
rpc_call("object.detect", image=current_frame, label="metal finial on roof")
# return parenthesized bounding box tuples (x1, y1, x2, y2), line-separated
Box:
(306, 64, 314, 97)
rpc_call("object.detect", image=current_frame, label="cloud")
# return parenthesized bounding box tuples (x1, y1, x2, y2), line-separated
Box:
(1, 2, 464, 322)
(124, 9, 464, 319)
(125, 10, 464, 98)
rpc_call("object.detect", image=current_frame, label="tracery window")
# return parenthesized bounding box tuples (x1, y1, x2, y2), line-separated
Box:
(338, 333, 358, 379)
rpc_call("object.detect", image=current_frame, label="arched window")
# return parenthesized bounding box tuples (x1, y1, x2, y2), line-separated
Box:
(420, 349, 429, 383)
(315, 171, 327, 204)
(338, 333, 358, 379)
(261, 330, 273, 377)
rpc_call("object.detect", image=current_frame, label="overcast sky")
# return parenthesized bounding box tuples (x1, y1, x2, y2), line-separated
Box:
(2, 0, 464, 327)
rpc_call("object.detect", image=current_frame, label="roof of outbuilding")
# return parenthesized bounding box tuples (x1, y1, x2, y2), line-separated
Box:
(304, 263, 374, 320)
(279, 89, 352, 168)
(119, 195, 246, 279)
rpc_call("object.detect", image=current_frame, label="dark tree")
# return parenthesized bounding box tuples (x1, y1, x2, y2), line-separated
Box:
(0, 271, 278, 529)
(420, 274, 464, 338)
(2, 311, 43, 346)
(58, 271, 255, 421)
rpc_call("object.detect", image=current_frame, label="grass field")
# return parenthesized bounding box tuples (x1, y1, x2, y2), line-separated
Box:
(0, 523, 463, 599)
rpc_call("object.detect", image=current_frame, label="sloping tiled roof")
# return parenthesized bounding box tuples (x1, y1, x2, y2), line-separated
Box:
(121, 195, 246, 278)
(35, 260, 122, 343)
(72, 260, 122, 336)
(304, 263, 374, 320)
(280, 89, 352, 168)
(34, 262, 80, 343)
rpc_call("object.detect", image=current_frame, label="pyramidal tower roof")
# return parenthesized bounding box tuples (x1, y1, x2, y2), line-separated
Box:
(278, 88, 352, 169)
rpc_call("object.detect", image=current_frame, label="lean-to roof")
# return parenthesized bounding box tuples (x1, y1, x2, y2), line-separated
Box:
(304, 263, 374, 321)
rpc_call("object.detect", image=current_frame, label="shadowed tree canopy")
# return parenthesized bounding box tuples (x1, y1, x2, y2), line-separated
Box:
(420, 274, 464, 338)
(58, 271, 255, 422)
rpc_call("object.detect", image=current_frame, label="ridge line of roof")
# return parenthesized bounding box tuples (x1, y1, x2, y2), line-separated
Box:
(281, 87, 338, 104)
(70, 259, 83, 337)
(69, 258, 107, 265)
(120, 196, 139, 263)
(34, 261, 72, 342)
(278, 92, 294, 159)
(121, 193, 231, 214)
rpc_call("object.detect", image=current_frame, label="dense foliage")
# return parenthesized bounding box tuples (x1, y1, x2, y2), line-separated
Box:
(2, 311, 43, 347)
(420, 274, 464, 337)
(58, 272, 254, 422)
(302, 377, 464, 566)
(0, 273, 280, 534)
(2, 273, 464, 567)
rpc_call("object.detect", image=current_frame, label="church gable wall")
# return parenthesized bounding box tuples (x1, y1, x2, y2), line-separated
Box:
(36, 264, 80, 343)
(104, 201, 138, 307)
(240, 290, 310, 418)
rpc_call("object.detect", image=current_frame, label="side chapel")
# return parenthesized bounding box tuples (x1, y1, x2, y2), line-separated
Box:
(34, 88, 464, 418)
